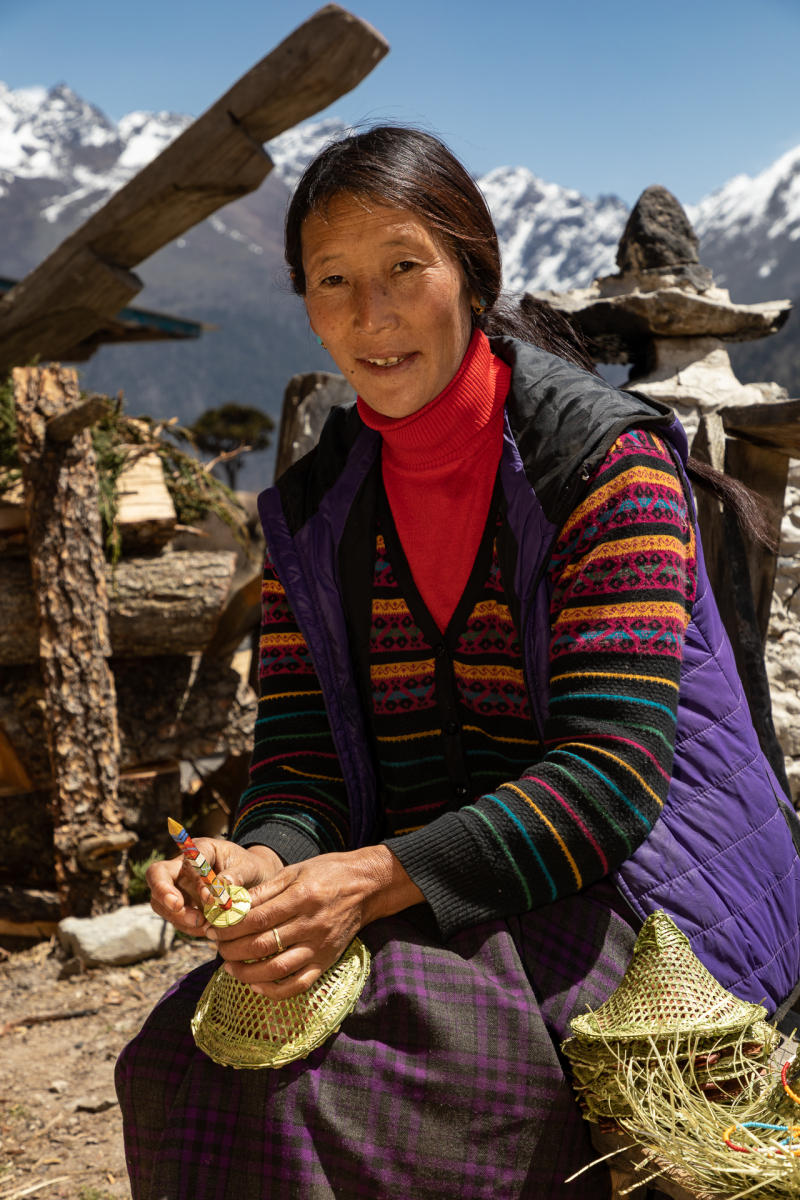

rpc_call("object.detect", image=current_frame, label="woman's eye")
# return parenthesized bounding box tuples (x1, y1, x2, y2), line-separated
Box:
(320, 274, 344, 287)
(392, 260, 416, 275)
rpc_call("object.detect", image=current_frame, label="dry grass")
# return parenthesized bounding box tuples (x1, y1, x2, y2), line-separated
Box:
(582, 1031, 800, 1199)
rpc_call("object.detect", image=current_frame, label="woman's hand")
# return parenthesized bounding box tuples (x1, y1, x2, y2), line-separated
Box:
(208, 845, 423, 999)
(147, 839, 283, 937)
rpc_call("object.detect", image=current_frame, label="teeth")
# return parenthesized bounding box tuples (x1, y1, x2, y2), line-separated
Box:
(367, 355, 406, 366)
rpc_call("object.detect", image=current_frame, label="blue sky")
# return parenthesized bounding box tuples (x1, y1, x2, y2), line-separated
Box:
(2, 0, 799, 205)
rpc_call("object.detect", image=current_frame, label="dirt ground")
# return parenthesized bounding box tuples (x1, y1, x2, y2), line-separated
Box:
(0, 934, 216, 1200)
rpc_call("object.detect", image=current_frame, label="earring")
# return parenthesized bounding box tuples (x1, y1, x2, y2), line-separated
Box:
(472, 296, 487, 316)
(316, 334, 325, 347)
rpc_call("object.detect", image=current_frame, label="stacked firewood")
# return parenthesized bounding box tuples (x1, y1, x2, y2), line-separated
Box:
(0, 366, 263, 930)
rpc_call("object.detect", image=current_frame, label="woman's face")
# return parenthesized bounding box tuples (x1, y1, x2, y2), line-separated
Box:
(301, 193, 475, 418)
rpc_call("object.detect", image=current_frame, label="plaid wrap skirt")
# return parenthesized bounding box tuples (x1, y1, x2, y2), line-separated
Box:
(116, 882, 636, 1199)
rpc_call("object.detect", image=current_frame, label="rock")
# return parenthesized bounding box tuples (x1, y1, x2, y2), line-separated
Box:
(621, 338, 774, 442)
(530, 283, 791, 365)
(57, 904, 174, 967)
(616, 185, 702, 273)
(275, 371, 355, 478)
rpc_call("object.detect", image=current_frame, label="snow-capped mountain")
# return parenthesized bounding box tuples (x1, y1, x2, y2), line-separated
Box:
(0, 82, 191, 222)
(0, 80, 798, 476)
(478, 166, 627, 291)
(267, 117, 349, 192)
(5, 82, 799, 300)
(687, 146, 800, 301)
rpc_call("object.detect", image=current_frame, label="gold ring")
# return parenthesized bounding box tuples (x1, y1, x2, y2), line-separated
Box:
(273, 927, 284, 954)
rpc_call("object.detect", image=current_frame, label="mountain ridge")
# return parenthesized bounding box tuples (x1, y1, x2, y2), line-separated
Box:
(1, 82, 797, 484)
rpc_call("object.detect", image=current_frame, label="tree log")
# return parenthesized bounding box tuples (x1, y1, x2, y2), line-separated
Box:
(13, 365, 124, 916)
(0, 653, 257, 788)
(0, 548, 237, 664)
(0, 884, 61, 939)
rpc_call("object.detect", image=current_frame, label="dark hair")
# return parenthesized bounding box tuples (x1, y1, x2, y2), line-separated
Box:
(284, 125, 597, 373)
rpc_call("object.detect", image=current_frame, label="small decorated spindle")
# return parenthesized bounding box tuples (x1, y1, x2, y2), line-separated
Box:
(167, 817, 251, 927)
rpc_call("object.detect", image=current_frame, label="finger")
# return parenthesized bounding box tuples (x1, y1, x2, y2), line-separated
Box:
(205, 886, 303, 945)
(209, 918, 300, 962)
(150, 891, 208, 934)
(244, 864, 302, 910)
(147, 858, 208, 931)
(146, 855, 182, 904)
(223, 947, 311, 986)
(250, 963, 324, 1000)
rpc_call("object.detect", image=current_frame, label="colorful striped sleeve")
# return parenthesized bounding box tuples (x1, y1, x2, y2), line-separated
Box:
(387, 430, 697, 934)
(231, 550, 351, 862)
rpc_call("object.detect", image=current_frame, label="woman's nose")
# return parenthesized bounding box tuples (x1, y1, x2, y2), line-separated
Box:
(353, 281, 396, 332)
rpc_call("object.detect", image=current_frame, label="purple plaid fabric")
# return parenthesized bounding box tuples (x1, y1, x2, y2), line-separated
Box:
(116, 881, 635, 1198)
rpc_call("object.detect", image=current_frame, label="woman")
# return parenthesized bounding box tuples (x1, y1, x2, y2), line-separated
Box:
(118, 127, 800, 1199)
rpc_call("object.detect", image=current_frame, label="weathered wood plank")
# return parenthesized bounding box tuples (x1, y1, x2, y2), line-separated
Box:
(0, 548, 237, 664)
(723, 437, 788, 641)
(47, 393, 113, 442)
(115, 450, 178, 552)
(275, 370, 355, 479)
(14, 365, 123, 916)
(0, 249, 143, 374)
(720, 397, 800, 457)
(691, 413, 790, 794)
(0, 6, 388, 375)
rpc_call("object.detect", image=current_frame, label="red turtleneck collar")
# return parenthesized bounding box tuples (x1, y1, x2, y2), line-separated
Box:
(357, 330, 511, 631)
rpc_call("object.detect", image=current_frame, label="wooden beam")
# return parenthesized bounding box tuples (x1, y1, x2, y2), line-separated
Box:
(719, 397, 800, 457)
(46, 393, 113, 442)
(0, 725, 32, 794)
(0, 6, 388, 375)
(0, 248, 143, 375)
(13, 365, 124, 916)
(275, 370, 355, 479)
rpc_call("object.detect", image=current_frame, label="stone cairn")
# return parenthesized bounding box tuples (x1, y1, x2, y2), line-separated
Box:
(531, 185, 800, 804)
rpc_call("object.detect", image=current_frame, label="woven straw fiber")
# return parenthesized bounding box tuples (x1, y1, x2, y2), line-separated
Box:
(569, 911, 766, 1042)
(568, 1024, 778, 1122)
(191, 937, 371, 1069)
(754, 1050, 800, 1126)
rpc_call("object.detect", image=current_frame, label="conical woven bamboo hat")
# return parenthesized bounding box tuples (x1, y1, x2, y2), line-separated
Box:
(569, 911, 765, 1042)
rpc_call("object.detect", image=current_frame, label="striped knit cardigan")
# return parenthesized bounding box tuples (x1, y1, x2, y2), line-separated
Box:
(240, 336, 800, 1013)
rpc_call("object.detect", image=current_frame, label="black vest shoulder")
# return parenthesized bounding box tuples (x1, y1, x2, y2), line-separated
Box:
(491, 336, 675, 527)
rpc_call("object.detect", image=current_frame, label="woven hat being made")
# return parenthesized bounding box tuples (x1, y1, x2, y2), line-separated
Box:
(569, 911, 766, 1043)
(192, 936, 371, 1069)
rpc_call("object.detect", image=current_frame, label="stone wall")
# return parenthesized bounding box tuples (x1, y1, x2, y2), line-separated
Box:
(766, 458, 800, 804)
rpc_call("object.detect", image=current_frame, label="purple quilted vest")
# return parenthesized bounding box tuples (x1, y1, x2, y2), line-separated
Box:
(499, 413, 800, 1012)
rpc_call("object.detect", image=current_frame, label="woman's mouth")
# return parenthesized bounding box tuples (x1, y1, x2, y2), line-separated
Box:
(360, 353, 416, 369)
